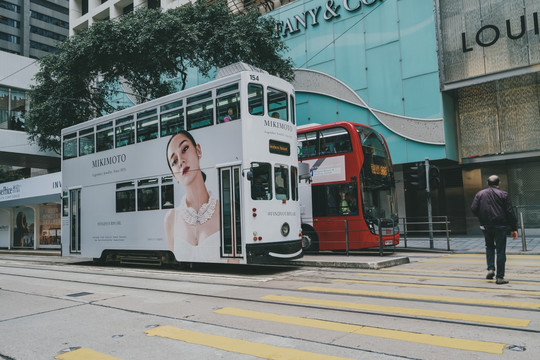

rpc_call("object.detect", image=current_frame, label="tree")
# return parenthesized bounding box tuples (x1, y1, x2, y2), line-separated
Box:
(26, 1, 294, 154)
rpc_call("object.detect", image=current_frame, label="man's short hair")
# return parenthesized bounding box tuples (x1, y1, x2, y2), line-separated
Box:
(487, 175, 500, 186)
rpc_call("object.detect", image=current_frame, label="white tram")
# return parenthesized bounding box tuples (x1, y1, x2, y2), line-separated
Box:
(60, 64, 302, 265)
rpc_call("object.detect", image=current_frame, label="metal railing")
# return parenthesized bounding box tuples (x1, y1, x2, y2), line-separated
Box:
(399, 216, 451, 250)
(303, 218, 398, 256)
(515, 205, 540, 252)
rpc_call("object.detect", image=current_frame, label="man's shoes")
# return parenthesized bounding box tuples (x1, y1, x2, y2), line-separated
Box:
(496, 278, 509, 284)
(486, 270, 495, 280)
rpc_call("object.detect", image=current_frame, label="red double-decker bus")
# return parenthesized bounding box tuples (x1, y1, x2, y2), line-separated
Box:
(297, 121, 399, 252)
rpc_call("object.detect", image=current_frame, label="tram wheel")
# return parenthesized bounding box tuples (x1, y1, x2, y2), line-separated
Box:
(301, 224, 319, 253)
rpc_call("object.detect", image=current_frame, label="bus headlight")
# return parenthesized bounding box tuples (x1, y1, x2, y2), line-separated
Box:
(281, 222, 290, 237)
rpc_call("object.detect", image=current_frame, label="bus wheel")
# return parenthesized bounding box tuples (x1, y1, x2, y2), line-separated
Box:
(301, 224, 319, 253)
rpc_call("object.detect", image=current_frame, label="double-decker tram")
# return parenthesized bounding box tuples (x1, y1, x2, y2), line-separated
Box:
(61, 64, 302, 265)
(297, 121, 399, 252)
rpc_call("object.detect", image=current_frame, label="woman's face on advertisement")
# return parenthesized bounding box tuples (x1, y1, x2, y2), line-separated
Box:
(168, 133, 201, 185)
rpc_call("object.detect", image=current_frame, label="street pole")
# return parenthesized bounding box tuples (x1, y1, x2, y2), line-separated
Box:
(425, 157, 434, 248)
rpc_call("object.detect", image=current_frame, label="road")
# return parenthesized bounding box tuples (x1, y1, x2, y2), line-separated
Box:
(0, 252, 539, 359)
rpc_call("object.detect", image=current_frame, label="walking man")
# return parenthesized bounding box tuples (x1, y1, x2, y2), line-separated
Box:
(471, 175, 518, 284)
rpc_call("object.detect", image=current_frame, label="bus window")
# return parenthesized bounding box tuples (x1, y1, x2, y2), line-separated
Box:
(115, 115, 135, 148)
(161, 176, 174, 209)
(312, 183, 358, 217)
(63, 132, 77, 160)
(137, 178, 159, 211)
(187, 91, 213, 130)
(217, 93, 240, 123)
(291, 166, 298, 201)
(267, 87, 288, 121)
(96, 121, 114, 152)
(297, 131, 317, 159)
(320, 127, 351, 155)
(116, 181, 135, 212)
(275, 165, 289, 200)
(248, 83, 264, 116)
(160, 108, 184, 137)
(251, 162, 272, 200)
(79, 128, 94, 156)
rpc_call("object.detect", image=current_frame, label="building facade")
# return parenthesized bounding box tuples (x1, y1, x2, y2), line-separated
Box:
(269, 0, 539, 234)
(0, 0, 69, 57)
(0, 52, 61, 250)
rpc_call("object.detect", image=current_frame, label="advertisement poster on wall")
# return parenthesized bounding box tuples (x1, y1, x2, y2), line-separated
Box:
(13, 207, 34, 248)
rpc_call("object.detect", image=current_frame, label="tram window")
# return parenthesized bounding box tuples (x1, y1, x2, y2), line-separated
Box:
(187, 99, 214, 130)
(274, 165, 289, 200)
(79, 128, 94, 156)
(290, 94, 295, 125)
(137, 108, 157, 119)
(187, 91, 211, 104)
(62, 191, 68, 217)
(267, 87, 288, 121)
(137, 178, 159, 211)
(217, 93, 240, 123)
(248, 83, 264, 116)
(217, 83, 238, 95)
(96, 122, 114, 152)
(250, 162, 272, 200)
(115, 115, 134, 148)
(116, 181, 135, 212)
(161, 176, 174, 209)
(161, 99, 183, 112)
(297, 131, 318, 159)
(137, 115, 158, 143)
(161, 108, 184, 137)
(63, 132, 77, 160)
(290, 166, 298, 201)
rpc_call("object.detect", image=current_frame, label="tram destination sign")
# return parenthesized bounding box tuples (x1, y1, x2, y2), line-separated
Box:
(269, 140, 291, 156)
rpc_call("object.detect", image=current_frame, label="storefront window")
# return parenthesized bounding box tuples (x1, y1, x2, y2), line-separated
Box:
(39, 204, 61, 247)
(14, 207, 34, 248)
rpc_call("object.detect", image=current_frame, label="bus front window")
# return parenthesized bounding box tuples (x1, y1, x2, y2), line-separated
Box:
(357, 126, 398, 232)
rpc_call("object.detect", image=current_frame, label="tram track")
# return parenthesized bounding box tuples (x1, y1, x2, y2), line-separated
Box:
(0, 261, 538, 335)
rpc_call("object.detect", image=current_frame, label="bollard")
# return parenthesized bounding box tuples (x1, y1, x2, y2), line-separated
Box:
(520, 212, 527, 252)
(345, 220, 349, 256)
(378, 218, 384, 256)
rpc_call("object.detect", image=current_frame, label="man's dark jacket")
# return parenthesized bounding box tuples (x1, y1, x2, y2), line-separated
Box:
(471, 187, 518, 230)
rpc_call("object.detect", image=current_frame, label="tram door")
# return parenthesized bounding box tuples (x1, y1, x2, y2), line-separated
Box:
(219, 166, 242, 258)
(69, 188, 81, 253)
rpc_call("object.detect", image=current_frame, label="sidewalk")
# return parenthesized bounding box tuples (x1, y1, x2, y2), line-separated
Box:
(396, 234, 540, 254)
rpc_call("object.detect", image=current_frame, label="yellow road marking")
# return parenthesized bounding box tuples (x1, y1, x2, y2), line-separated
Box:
(335, 279, 540, 296)
(439, 254, 540, 259)
(261, 294, 530, 327)
(214, 307, 506, 354)
(353, 271, 538, 285)
(146, 325, 355, 360)
(55, 348, 122, 360)
(419, 258, 540, 266)
(299, 286, 540, 309)
(379, 268, 540, 279)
